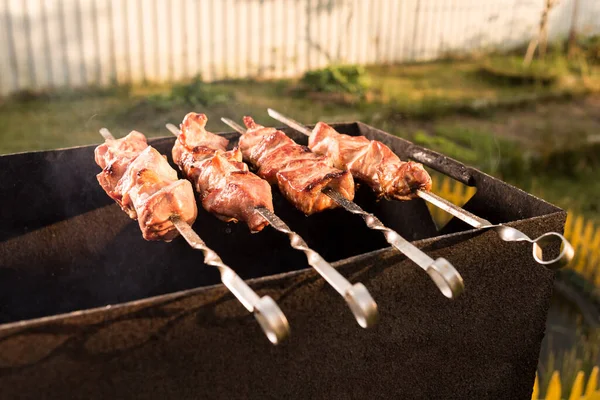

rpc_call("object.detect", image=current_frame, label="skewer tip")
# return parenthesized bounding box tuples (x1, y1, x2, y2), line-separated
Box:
(265, 109, 312, 136)
(221, 117, 246, 134)
(99, 128, 115, 141)
(165, 123, 180, 136)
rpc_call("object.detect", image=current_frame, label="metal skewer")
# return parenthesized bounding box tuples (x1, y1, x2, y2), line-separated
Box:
(266, 108, 575, 270)
(166, 123, 378, 328)
(220, 118, 464, 300)
(99, 128, 290, 344)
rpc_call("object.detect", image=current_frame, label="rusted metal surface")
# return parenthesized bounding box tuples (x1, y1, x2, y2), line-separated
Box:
(0, 122, 565, 399)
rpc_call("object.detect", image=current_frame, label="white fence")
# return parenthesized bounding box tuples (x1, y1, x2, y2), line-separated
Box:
(1, 0, 599, 96)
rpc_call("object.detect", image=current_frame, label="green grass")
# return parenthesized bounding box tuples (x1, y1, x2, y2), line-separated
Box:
(0, 95, 133, 154)
(414, 124, 527, 177)
(479, 55, 567, 85)
(2, 59, 596, 154)
(530, 172, 600, 222)
(0, 79, 361, 154)
(370, 60, 588, 101)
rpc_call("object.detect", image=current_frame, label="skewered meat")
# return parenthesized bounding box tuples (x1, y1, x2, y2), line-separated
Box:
(240, 117, 355, 215)
(309, 122, 432, 200)
(172, 113, 273, 232)
(95, 131, 149, 205)
(95, 131, 197, 241)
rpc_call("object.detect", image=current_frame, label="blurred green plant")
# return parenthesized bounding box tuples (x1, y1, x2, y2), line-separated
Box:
(146, 75, 234, 110)
(411, 121, 600, 188)
(378, 89, 587, 122)
(413, 130, 479, 164)
(537, 144, 600, 177)
(576, 35, 600, 65)
(479, 55, 564, 86)
(412, 125, 531, 180)
(479, 37, 600, 89)
(299, 65, 370, 96)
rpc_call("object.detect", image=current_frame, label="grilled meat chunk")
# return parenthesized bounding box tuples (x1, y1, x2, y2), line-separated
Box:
(240, 117, 355, 215)
(309, 122, 432, 200)
(172, 112, 273, 232)
(95, 132, 197, 241)
(174, 113, 229, 157)
(95, 131, 149, 205)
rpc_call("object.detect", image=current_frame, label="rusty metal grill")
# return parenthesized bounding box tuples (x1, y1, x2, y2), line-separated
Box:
(0, 122, 567, 399)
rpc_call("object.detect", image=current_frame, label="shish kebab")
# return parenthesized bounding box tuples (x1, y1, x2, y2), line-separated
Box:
(94, 128, 290, 344)
(267, 109, 575, 269)
(220, 117, 464, 299)
(166, 113, 378, 328)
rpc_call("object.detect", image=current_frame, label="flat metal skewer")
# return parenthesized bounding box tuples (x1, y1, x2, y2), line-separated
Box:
(266, 109, 575, 270)
(99, 128, 290, 344)
(166, 123, 378, 328)
(221, 118, 464, 300)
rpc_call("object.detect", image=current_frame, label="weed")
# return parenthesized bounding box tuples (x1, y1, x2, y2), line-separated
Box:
(145, 75, 234, 110)
(411, 124, 531, 182)
(298, 65, 370, 97)
(479, 55, 563, 86)
(413, 130, 479, 164)
(579, 35, 600, 64)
